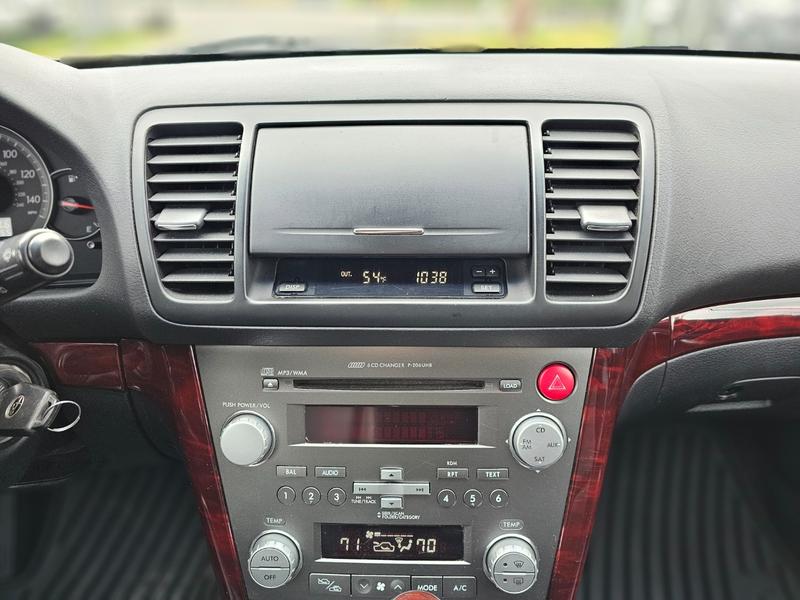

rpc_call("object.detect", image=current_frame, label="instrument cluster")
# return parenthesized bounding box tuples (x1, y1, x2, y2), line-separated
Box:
(0, 126, 101, 286)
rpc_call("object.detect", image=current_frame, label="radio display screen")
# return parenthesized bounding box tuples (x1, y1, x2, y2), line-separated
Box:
(321, 524, 463, 561)
(305, 406, 478, 445)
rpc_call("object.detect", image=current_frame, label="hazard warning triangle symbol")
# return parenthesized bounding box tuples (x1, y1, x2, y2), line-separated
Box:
(548, 374, 567, 391)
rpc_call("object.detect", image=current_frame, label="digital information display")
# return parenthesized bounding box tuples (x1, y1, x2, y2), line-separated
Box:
(0, 217, 13, 238)
(274, 258, 504, 298)
(305, 406, 478, 445)
(321, 524, 464, 561)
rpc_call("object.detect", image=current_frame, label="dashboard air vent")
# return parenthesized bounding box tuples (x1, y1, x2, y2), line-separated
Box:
(145, 123, 242, 297)
(542, 121, 641, 298)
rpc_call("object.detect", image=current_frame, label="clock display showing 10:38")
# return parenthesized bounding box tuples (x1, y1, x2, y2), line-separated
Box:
(360, 270, 449, 285)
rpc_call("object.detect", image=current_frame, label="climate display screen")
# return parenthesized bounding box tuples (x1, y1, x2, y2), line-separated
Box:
(305, 405, 478, 445)
(321, 524, 464, 561)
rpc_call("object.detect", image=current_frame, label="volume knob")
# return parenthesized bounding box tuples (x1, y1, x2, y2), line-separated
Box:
(248, 531, 302, 589)
(484, 535, 538, 594)
(220, 413, 274, 466)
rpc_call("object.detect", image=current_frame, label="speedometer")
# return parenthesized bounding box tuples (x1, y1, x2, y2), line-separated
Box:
(0, 126, 53, 238)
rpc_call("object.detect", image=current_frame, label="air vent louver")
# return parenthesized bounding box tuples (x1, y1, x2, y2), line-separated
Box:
(145, 123, 242, 297)
(543, 121, 641, 298)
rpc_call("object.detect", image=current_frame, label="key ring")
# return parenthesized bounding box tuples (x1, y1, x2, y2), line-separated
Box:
(41, 399, 81, 433)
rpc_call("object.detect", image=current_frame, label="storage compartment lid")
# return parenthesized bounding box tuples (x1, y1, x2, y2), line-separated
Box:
(249, 124, 531, 256)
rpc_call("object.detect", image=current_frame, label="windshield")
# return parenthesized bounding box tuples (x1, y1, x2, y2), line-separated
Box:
(2, 0, 799, 61)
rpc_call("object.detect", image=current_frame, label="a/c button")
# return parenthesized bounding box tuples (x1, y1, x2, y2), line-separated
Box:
(443, 576, 477, 598)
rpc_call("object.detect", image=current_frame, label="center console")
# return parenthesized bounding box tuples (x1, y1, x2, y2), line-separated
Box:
(130, 100, 654, 599)
(198, 346, 591, 599)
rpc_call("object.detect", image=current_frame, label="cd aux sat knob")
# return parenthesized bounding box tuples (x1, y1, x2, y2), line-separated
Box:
(220, 413, 274, 466)
(248, 531, 302, 589)
(484, 535, 539, 594)
(509, 413, 566, 470)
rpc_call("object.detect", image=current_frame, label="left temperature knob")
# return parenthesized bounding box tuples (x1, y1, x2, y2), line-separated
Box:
(220, 413, 274, 466)
(248, 531, 302, 589)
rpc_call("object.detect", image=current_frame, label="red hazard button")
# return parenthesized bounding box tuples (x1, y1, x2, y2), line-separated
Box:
(537, 363, 575, 401)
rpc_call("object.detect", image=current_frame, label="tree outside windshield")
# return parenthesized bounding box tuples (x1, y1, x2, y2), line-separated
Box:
(1, 0, 798, 59)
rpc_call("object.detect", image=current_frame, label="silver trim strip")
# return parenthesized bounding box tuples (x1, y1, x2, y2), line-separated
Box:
(352, 227, 425, 236)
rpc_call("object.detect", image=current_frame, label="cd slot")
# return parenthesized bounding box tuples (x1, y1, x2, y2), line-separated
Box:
(293, 378, 485, 391)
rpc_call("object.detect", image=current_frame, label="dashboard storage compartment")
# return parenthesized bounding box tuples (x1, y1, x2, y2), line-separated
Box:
(248, 124, 531, 256)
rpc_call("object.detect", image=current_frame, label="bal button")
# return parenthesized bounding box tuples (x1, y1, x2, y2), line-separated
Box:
(536, 363, 575, 401)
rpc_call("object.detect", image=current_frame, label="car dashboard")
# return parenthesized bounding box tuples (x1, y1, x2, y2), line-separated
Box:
(1, 44, 799, 600)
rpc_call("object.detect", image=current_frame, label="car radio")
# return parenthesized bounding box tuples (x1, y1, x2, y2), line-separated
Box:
(197, 346, 590, 599)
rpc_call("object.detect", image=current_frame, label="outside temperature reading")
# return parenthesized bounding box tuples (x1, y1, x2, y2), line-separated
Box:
(359, 269, 449, 285)
(321, 524, 463, 561)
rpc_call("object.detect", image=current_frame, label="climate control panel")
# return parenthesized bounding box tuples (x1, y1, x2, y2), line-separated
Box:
(196, 346, 591, 599)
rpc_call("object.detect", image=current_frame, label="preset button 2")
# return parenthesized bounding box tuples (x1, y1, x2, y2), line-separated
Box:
(464, 489, 483, 508)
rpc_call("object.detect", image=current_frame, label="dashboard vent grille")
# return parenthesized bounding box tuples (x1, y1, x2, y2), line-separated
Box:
(145, 123, 242, 297)
(543, 121, 641, 298)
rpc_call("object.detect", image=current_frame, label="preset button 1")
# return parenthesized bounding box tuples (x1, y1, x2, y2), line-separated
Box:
(277, 486, 296, 505)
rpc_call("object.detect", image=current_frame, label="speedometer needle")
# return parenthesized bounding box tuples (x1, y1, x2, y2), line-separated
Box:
(60, 199, 94, 211)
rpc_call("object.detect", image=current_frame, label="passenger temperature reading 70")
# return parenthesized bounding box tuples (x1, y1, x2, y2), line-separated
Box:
(321, 524, 463, 561)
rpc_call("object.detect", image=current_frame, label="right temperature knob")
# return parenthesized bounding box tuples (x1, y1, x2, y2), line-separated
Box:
(484, 535, 539, 594)
(509, 413, 567, 470)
